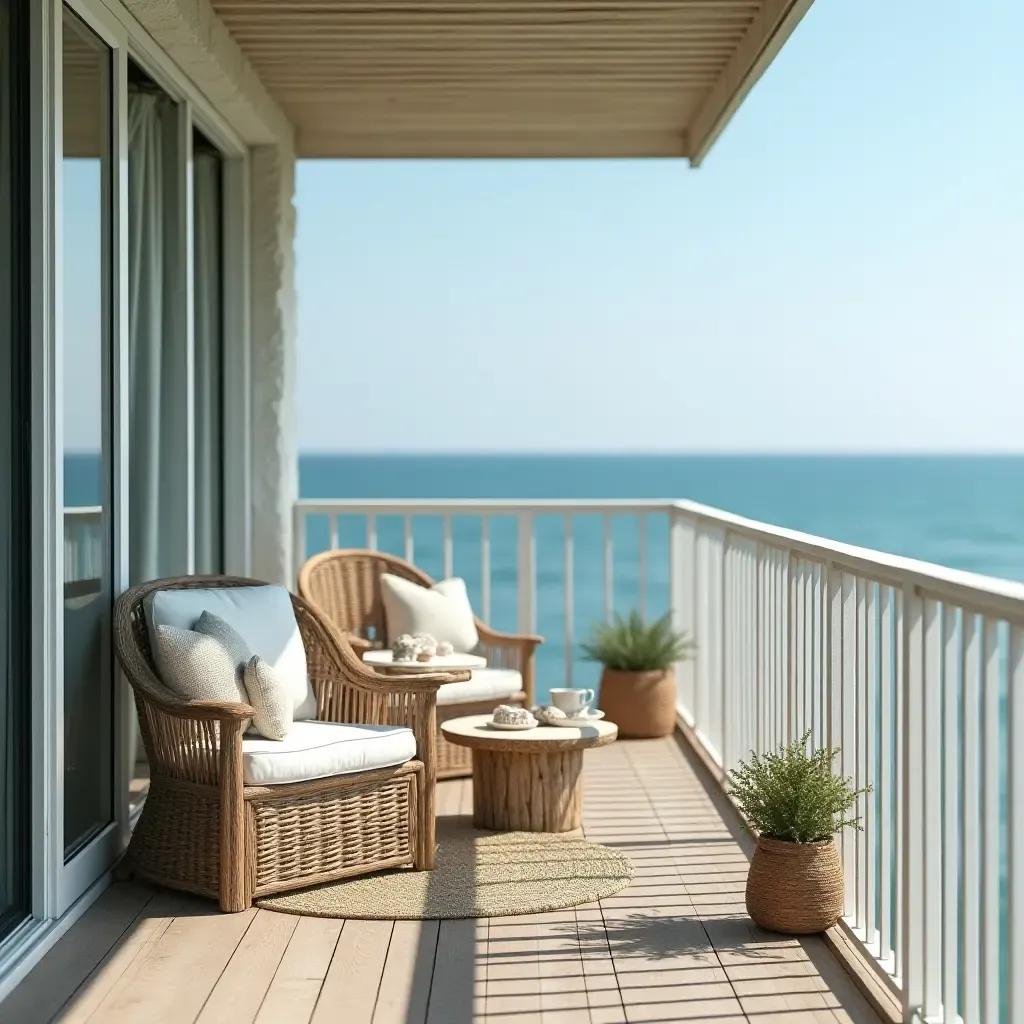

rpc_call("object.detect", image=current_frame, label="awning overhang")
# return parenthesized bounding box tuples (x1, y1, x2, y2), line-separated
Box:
(209, 0, 814, 163)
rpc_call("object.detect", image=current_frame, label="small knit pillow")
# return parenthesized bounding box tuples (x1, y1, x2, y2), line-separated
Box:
(154, 626, 252, 731)
(194, 610, 252, 670)
(243, 656, 293, 741)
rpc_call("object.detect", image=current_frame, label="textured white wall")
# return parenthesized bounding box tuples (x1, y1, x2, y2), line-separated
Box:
(250, 147, 298, 585)
(125, 0, 298, 584)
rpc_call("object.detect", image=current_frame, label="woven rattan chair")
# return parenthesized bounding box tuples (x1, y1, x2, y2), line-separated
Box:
(114, 575, 468, 912)
(298, 550, 543, 779)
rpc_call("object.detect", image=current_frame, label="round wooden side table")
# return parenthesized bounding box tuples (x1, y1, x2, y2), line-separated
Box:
(440, 714, 617, 833)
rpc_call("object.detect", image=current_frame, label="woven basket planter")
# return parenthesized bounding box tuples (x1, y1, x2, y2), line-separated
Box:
(598, 668, 676, 739)
(745, 835, 844, 934)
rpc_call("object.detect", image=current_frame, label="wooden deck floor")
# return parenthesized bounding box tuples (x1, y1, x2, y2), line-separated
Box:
(3, 737, 882, 1024)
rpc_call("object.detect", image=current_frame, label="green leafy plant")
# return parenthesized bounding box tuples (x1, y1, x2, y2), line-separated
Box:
(581, 611, 695, 672)
(728, 732, 871, 843)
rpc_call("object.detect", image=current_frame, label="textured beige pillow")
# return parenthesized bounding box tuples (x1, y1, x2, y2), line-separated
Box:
(380, 574, 480, 652)
(243, 656, 294, 741)
(154, 626, 252, 731)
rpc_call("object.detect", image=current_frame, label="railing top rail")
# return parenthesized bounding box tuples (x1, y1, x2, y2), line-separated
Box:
(294, 496, 1024, 620)
(674, 499, 1024, 620)
(294, 498, 676, 515)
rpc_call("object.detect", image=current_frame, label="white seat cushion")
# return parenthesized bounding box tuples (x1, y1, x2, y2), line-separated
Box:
(381, 574, 480, 653)
(241, 721, 417, 787)
(145, 585, 317, 720)
(437, 667, 524, 706)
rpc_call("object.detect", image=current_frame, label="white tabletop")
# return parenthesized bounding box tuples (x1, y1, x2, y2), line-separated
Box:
(441, 714, 618, 751)
(362, 650, 486, 672)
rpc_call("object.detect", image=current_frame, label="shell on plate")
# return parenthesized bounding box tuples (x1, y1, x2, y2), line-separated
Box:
(533, 705, 568, 725)
(492, 704, 535, 726)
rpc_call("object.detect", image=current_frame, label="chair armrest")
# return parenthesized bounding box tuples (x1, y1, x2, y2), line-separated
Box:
(475, 623, 544, 650)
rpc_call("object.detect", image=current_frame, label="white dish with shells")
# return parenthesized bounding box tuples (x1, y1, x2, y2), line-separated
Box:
(538, 707, 606, 728)
(487, 705, 538, 730)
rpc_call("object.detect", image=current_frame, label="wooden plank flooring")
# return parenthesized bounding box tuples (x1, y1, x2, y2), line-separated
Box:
(1, 738, 882, 1024)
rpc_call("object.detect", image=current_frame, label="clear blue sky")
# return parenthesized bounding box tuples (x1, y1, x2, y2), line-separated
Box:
(296, 0, 1024, 454)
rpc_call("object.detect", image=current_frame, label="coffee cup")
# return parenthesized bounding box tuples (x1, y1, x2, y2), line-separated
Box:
(549, 687, 595, 717)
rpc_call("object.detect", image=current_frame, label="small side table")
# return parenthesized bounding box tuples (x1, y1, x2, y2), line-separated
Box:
(440, 714, 617, 833)
(362, 650, 487, 673)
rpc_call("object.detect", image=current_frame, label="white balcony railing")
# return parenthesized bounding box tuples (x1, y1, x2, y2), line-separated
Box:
(64, 506, 103, 593)
(294, 497, 1024, 1024)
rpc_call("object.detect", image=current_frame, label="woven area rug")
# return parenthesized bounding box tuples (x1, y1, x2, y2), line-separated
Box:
(255, 817, 633, 920)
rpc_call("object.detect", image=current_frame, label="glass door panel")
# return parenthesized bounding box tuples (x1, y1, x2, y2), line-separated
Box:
(0, 0, 30, 940)
(61, 7, 114, 862)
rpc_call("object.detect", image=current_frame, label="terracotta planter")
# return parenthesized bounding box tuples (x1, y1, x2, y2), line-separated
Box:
(745, 835, 844, 934)
(598, 667, 676, 738)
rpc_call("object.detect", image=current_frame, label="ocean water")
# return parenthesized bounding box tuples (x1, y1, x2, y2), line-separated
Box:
(299, 454, 1024, 701)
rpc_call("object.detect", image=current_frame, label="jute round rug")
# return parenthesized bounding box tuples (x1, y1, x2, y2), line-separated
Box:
(256, 817, 633, 920)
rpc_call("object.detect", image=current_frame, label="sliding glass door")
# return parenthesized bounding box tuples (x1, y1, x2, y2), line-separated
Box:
(61, 4, 115, 864)
(0, 0, 30, 943)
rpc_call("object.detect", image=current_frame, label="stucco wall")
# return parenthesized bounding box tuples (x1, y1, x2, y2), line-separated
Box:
(125, 0, 298, 585)
(250, 147, 298, 585)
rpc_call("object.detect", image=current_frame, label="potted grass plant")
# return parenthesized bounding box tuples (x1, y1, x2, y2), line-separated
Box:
(729, 733, 870, 934)
(581, 611, 694, 738)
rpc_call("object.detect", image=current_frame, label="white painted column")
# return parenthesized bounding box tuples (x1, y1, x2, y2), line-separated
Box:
(249, 143, 297, 586)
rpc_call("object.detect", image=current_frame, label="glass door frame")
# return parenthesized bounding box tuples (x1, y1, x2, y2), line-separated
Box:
(24, 0, 253, 934)
(39, 0, 129, 919)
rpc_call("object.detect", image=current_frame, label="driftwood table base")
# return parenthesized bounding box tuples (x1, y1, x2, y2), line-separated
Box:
(472, 748, 584, 832)
(441, 714, 618, 834)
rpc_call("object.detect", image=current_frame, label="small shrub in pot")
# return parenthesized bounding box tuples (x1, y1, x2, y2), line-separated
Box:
(729, 732, 870, 934)
(581, 612, 694, 738)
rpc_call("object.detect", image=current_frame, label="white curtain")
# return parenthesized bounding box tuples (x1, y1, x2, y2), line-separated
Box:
(127, 89, 183, 586)
(126, 88, 180, 773)
(193, 148, 223, 574)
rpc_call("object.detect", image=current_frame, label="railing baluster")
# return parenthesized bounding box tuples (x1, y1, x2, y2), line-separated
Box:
(480, 515, 490, 624)
(894, 586, 906, 985)
(901, 586, 924, 1017)
(1009, 624, 1024, 1024)
(603, 514, 613, 623)
(442, 514, 453, 578)
(638, 513, 646, 620)
(564, 514, 574, 687)
(856, 576, 869, 933)
(941, 604, 959, 1022)
(865, 581, 878, 947)
(922, 598, 942, 1019)
(403, 514, 414, 563)
(328, 513, 339, 551)
(365, 513, 377, 552)
(879, 585, 894, 966)
(962, 613, 981, 1024)
(517, 513, 535, 636)
(842, 572, 857, 918)
(981, 618, 1001, 1024)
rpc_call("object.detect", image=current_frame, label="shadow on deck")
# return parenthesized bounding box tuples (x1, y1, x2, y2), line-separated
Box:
(2, 737, 883, 1024)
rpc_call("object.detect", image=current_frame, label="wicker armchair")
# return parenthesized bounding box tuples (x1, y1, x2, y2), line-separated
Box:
(114, 575, 468, 912)
(298, 550, 543, 779)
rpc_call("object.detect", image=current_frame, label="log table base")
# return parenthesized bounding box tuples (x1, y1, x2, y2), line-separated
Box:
(440, 714, 618, 834)
(473, 748, 584, 832)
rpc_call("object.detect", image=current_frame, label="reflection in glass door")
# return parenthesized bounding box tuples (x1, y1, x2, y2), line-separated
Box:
(61, 7, 114, 862)
(194, 133, 224, 574)
(0, 0, 30, 941)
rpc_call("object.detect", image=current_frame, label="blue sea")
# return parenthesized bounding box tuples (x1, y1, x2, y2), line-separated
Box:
(299, 454, 1024, 701)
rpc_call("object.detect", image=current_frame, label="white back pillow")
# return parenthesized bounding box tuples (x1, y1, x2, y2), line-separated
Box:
(380, 574, 480, 653)
(145, 585, 317, 720)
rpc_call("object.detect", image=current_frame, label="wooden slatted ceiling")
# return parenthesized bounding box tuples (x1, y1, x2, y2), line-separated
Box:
(210, 0, 813, 160)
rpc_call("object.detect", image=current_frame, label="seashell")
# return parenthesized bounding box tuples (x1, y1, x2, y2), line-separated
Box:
(392, 634, 419, 662)
(435, 641, 455, 657)
(492, 704, 535, 726)
(534, 705, 567, 725)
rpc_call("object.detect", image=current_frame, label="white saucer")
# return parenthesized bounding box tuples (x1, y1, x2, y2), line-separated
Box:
(548, 709, 606, 728)
(487, 718, 538, 731)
